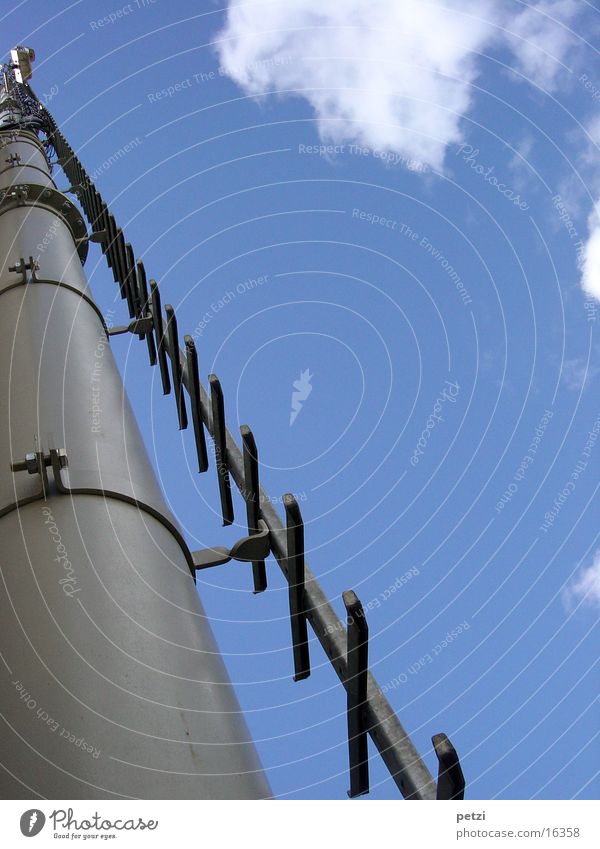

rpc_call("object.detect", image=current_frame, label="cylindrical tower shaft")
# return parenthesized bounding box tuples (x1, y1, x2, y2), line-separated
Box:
(0, 63, 270, 800)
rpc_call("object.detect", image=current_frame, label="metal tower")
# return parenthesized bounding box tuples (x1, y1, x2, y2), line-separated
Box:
(0, 47, 465, 800)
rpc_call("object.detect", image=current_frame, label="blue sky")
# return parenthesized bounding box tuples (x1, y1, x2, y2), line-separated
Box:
(5, 0, 599, 799)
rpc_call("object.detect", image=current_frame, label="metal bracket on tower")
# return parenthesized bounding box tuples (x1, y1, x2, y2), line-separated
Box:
(343, 590, 370, 798)
(116, 236, 133, 318)
(184, 336, 209, 473)
(13, 185, 27, 205)
(8, 255, 39, 283)
(284, 494, 310, 681)
(10, 447, 68, 500)
(0, 131, 19, 147)
(136, 261, 157, 362)
(76, 229, 108, 248)
(208, 374, 234, 526)
(0, 182, 88, 262)
(165, 304, 188, 431)
(432, 733, 465, 800)
(150, 280, 171, 395)
(103, 212, 120, 281)
(241, 425, 267, 594)
(18, 445, 199, 578)
(192, 518, 271, 571)
(107, 316, 154, 337)
(124, 242, 137, 319)
(112, 224, 126, 288)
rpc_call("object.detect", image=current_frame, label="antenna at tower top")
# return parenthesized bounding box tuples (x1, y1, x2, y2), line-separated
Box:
(10, 45, 35, 83)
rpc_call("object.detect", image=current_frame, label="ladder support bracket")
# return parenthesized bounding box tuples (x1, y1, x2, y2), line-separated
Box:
(433, 733, 465, 800)
(192, 519, 270, 571)
(107, 316, 153, 337)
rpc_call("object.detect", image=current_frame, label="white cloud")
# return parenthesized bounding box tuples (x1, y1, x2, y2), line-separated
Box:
(218, 0, 497, 171)
(581, 207, 600, 301)
(504, 0, 580, 90)
(564, 551, 600, 610)
(216, 1, 581, 171)
(216, 0, 594, 295)
(586, 115, 600, 149)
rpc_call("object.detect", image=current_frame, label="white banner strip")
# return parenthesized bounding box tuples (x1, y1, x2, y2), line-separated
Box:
(0, 800, 598, 848)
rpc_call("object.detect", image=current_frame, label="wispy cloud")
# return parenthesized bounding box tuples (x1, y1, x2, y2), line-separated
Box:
(564, 550, 600, 610)
(561, 356, 600, 392)
(503, 0, 580, 90)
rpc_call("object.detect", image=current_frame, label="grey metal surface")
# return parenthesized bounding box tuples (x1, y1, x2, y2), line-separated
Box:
(0, 207, 86, 292)
(0, 500, 270, 799)
(0, 85, 270, 798)
(0, 133, 55, 191)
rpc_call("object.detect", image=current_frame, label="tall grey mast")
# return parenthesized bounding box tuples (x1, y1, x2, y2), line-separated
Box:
(0, 46, 467, 803)
(0, 48, 270, 799)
